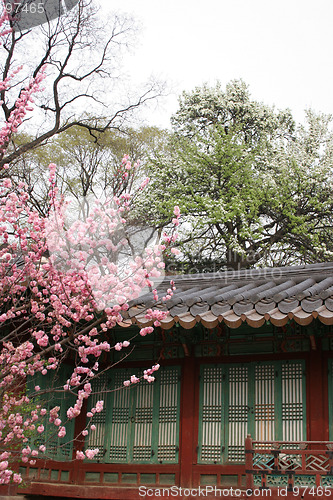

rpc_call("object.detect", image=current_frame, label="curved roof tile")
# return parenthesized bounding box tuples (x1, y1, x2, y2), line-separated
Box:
(122, 262, 333, 329)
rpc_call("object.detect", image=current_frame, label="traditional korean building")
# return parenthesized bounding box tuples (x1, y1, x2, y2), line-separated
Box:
(15, 262, 333, 499)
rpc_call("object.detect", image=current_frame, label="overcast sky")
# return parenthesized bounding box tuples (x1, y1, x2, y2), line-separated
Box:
(98, 0, 333, 129)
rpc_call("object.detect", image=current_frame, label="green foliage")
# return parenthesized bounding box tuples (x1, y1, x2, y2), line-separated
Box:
(9, 125, 167, 216)
(135, 81, 333, 270)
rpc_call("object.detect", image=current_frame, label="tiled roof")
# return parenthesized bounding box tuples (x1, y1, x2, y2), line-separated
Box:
(120, 262, 333, 330)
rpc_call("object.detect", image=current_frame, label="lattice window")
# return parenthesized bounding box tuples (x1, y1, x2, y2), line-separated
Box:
(132, 382, 154, 462)
(28, 366, 76, 461)
(199, 366, 223, 463)
(228, 366, 248, 462)
(88, 366, 180, 464)
(229, 405, 248, 422)
(158, 368, 180, 463)
(87, 372, 110, 461)
(281, 362, 305, 441)
(228, 445, 246, 462)
(198, 360, 306, 465)
(255, 364, 275, 442)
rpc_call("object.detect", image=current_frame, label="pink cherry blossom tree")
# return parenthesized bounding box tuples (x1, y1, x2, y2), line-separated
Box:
(0, 6, 180, 485)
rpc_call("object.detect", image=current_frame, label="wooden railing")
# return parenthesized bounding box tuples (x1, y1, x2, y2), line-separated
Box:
(245, 435, 333, 491)
(18, 459, 180, 492)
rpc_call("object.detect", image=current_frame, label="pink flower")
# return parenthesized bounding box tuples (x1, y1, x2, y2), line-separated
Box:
(76, 451, 85, 460)
(95, 401, 103, 413)
(85, 448, 99, 460)
(13, 473, 22, 484)
(139, 327, 154, 337)
(0, 461, 9, 471)
(82, 430, 88, 436)
(140, 177, 150, 189)
(58, 426, 66, 438)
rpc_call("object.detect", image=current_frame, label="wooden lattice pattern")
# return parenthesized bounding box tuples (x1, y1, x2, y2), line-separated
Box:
(200, 367, 223, 463)
(255, 364, 275, 443)
(133, 382, 154, 461)
(228, 366, 248, 462)
(198, 360, 306, 464)
(281, 362, 304, 441)
(87, 366, 180, 464)
(305, 454, 329, 471)
(158, 368, 179, 462)
(249, 439, 333, 490)
(29, 366, 76, 461)
(87, 372, 110, 461)
(109, 372, 131, 462)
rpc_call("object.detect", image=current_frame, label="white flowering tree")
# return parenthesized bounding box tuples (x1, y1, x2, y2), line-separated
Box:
(136, 80, 333, 271)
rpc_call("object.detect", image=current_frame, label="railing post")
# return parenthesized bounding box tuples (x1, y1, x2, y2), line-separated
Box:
(328, 446, 333, 476)
(245, 434, 254, 491)
(287, 472, 294, 493)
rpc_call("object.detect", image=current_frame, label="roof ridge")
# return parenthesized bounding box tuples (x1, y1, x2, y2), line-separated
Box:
(167, 261, 333, 286)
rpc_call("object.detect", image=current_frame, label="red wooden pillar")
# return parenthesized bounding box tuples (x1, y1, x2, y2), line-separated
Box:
(307, 342, 328, 441)
(179, 356, 196, 488)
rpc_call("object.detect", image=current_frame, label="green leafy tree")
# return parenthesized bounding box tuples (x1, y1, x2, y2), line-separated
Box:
(135, 81, 333, 271)
(9, 125, 167, 216)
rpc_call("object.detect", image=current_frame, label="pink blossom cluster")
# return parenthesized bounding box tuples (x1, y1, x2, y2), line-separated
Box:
(0, 159, 177, 481)
(114, 340, 130, 351)
(0, 14, 179, 481)
(76, 448, 99, 460)
(123, 363, 160, 387)
(0, 66, 46, 155)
